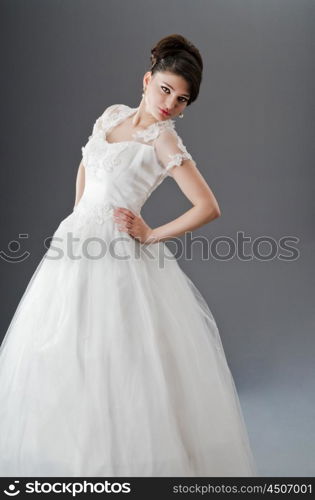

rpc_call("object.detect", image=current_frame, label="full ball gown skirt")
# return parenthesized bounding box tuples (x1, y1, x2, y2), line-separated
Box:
(0, 103, 257, 477)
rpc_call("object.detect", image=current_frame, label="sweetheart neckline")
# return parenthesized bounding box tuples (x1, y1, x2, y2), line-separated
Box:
(101, 136, 155, 150)
(102, 105, 174, 149)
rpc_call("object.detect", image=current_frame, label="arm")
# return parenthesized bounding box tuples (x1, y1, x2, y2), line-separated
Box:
(147, 128, 221, 243)
(73, 162, 85, 209)
(148, 160, 221, 243)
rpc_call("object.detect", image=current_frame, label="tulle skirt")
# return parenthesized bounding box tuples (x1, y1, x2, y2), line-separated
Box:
(0, 211, 257, 476)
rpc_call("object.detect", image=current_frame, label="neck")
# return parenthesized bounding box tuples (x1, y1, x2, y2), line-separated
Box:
(131, 100, 160, 129)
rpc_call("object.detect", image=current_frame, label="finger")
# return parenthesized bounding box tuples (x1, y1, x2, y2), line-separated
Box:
(120, 214, 134, 222)
(115, 217, 132, 227)
(118, 208, 135, 219)
(114, 213, 132, 222)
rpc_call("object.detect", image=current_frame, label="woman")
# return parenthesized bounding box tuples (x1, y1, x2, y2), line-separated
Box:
(0, 34, 257, 477)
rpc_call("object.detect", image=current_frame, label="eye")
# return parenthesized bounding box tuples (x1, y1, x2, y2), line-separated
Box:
(161, 86, 188, 103)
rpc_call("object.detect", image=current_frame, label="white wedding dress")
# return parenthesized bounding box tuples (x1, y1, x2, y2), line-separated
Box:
(0, 104, 257, 477)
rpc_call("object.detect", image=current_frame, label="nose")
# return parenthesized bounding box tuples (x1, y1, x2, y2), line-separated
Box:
(165, 96, 178, 112)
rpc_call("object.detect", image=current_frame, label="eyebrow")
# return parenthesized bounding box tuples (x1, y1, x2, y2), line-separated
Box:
(161, 81, 190, 98)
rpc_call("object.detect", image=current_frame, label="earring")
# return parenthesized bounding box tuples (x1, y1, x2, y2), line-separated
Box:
(142, 87, 146, 98)
(179, 112, 184, 118)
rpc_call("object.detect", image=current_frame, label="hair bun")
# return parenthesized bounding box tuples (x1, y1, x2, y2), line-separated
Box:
(150, 34, 203, 71)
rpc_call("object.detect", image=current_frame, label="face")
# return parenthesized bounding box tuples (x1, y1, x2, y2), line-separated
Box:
(143, 70, 190, 120)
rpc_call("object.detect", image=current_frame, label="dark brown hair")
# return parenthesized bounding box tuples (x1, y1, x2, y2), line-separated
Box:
(150, 34, 203, 106)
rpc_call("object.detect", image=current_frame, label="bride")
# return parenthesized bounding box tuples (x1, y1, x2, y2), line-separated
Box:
(0, 33, 257, 477)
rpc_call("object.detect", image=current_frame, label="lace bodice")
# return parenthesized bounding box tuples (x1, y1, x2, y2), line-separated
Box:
(72, 104, 195, 231)
(82, 103, 195, 175)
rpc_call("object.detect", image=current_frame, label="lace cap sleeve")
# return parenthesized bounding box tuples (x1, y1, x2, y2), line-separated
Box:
(81, 104, 121, 163)
(154, 126, 195, 177)
(91, 104, 121, 136)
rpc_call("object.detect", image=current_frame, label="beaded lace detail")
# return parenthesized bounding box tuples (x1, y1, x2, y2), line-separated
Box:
(73, 198, 114, 229)
(81, 141, 129, 178)
(131, 119, 176, 144)
(165, 134, 193, 171)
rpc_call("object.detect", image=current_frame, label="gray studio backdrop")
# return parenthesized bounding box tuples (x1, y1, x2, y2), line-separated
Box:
(1, 0, 314, 477)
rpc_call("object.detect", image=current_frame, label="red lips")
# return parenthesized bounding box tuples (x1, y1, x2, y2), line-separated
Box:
(160, 108, 170, 116)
